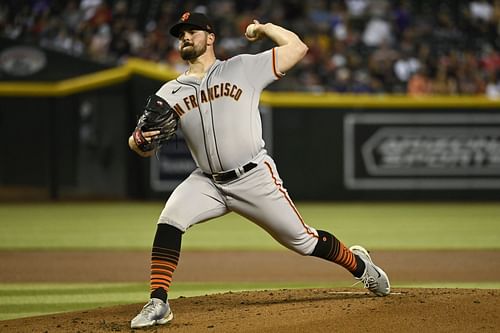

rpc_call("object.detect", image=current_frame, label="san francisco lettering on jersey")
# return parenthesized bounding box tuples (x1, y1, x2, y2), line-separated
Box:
(172, 82, 242, 116)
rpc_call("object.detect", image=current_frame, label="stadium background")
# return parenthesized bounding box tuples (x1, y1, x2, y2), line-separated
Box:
(0, 0, 499, 331)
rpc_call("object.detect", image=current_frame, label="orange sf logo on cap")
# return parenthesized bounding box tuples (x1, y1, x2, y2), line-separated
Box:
(181, 12, 190, 21)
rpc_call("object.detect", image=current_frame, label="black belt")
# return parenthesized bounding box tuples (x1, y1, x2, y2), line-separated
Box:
(204, 162, 257, 182)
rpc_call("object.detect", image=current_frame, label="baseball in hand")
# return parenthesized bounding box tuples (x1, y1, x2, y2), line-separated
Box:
(246, 24, 257, 38)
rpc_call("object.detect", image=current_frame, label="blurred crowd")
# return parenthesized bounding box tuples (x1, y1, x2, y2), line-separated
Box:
(2, 0, 500, 96)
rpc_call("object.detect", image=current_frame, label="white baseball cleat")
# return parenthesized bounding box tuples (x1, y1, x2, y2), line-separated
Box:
(130, 298, 173, 329)
(350, 245, 390, 296)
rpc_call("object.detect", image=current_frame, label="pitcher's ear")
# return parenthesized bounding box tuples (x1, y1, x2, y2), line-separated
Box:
(207, 32, 215, 45)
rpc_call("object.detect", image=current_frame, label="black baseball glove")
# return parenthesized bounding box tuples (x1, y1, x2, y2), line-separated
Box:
(132, 95, 179, 152)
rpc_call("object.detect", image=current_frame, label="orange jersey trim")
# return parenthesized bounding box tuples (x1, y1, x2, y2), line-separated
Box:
(264, 161, 318, 239)
(272, 48, 285, 79)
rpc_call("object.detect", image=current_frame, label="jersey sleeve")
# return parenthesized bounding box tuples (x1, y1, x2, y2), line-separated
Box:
(155, 81, 175, 100)
(239, 48, 284, 90)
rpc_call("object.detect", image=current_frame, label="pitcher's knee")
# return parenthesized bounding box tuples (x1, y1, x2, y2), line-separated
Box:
(284, 235, 319, 256)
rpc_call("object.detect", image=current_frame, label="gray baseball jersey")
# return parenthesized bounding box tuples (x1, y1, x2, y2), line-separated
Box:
(156, 48, 319, 255)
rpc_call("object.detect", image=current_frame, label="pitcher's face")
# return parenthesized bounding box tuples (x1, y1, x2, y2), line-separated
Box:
(178, 29, 209, 61)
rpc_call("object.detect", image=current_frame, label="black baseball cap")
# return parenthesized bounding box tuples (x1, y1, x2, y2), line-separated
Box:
(169, 12, 214, 37)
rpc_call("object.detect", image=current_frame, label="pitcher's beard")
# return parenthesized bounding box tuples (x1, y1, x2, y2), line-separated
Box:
(180, 44, 207, 60)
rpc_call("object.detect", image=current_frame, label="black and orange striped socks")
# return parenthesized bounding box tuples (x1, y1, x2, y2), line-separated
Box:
(311, 230, 365, 278)
(149, 224, 182, 302)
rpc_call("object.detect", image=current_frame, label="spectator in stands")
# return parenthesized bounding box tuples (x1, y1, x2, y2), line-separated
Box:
(62, 1, 82, 32)
(345, 0, 368, 18)
(351, 69, 375, 93)
(480, 44, 500, 74)
(485, 71, 500, 98)
(368, 39, 399, 92)
(1, 0, 499, 96)
(430, 63, 457, 95)
(394, 49, 420, 86)
(469, 0, 494, 22)
(392, 0, 412, 38)
(407, 66, 431, 96)
(362, 13, 392, 48)
(329, 67, 352, 92)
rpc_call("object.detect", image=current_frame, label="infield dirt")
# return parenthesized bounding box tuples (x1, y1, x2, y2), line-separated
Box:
(1, 250, 500, 332)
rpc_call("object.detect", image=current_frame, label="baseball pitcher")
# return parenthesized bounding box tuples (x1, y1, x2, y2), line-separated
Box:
(128, 12, 390, 329)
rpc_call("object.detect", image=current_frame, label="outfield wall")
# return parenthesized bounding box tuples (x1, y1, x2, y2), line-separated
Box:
(0, 46, 499, 200)
(271, 107, 500, 200)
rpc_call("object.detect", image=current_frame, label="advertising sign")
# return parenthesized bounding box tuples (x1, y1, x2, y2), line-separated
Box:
(150, 131, 196, 192)
(344, 113, 500, 189)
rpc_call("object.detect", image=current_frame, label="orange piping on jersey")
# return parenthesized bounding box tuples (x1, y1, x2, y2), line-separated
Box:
(272, 48, 284, 79)
(264, 161, 318, 239)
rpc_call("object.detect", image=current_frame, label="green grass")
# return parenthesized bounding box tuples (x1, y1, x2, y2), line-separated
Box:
(0, 282, 147, 321)
(0, 281, 338, 321)
(0, 202, 498, 321)
(0, 202, 499, 250)
(2, 281, 500, 321)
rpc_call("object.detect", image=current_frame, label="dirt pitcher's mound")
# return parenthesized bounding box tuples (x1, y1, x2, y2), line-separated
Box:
(2, 288, 499, 333)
